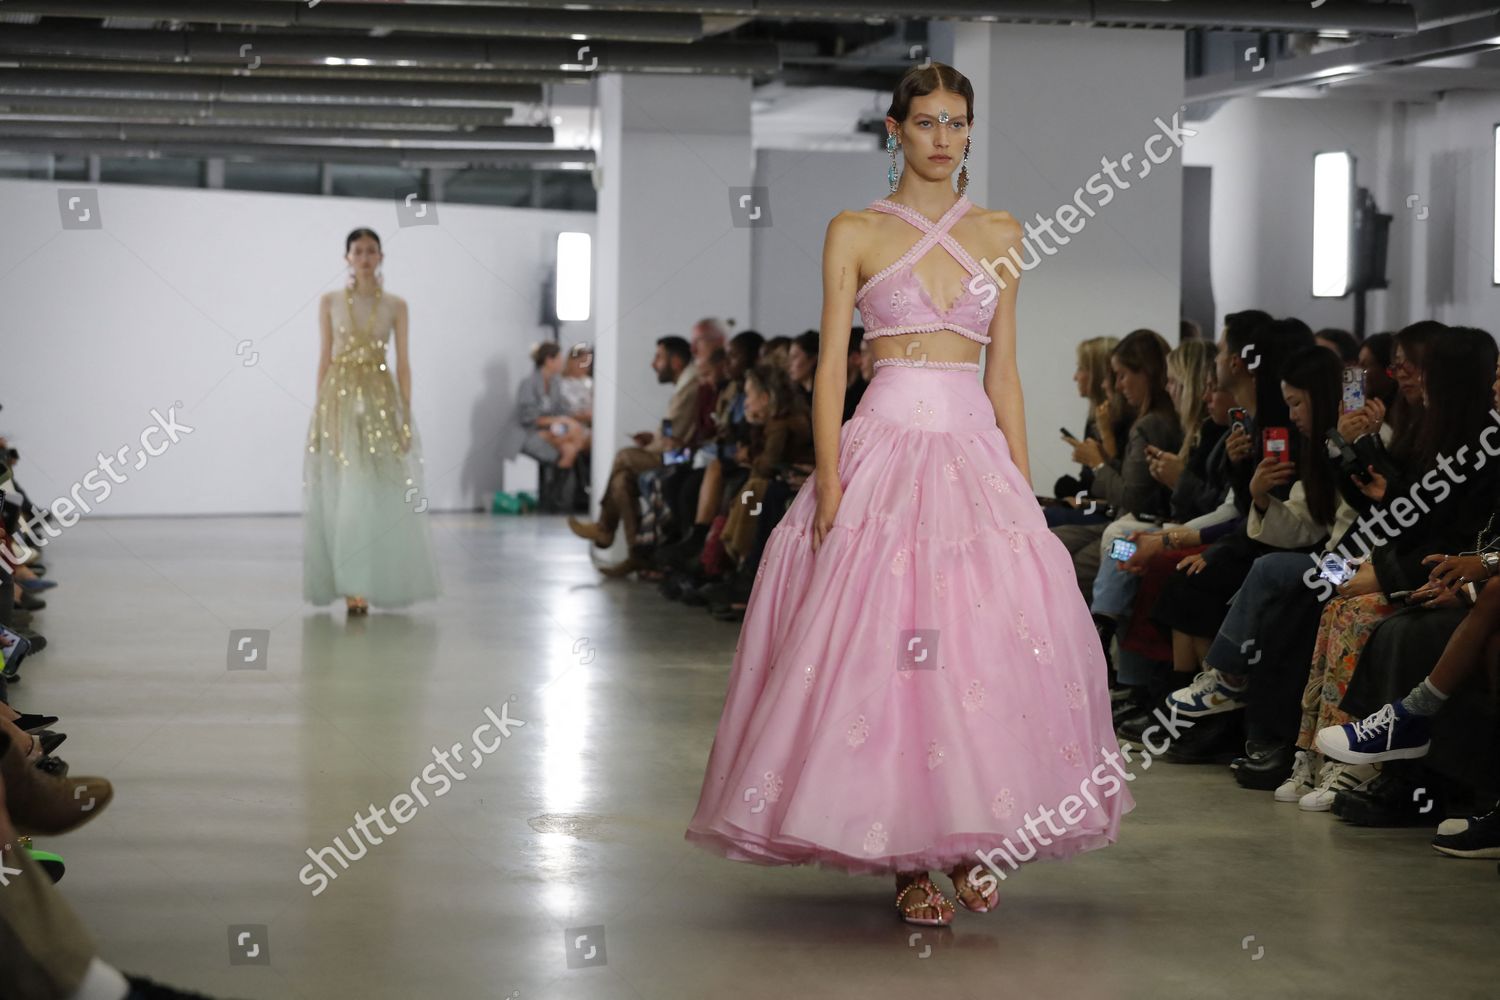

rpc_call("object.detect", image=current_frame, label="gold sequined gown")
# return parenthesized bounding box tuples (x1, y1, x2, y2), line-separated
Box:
(303, 288, 441, 607)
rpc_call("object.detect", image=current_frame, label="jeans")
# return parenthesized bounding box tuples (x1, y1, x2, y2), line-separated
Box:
(1205, 551, 1315, 676)
(1091, 516, 1158, 619)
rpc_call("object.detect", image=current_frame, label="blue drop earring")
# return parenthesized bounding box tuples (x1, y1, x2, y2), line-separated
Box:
(887, 132, 899, 193)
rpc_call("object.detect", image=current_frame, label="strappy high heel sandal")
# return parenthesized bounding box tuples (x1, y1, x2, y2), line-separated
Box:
(948, 862, 1000, 913)
(895, 874, 954, 926)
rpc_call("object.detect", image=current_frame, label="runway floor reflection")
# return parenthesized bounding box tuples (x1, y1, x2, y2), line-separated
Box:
(27, 514, 1500, 999)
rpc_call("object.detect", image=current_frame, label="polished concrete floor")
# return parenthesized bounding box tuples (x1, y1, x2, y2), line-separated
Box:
(16, 513, 1500, 999)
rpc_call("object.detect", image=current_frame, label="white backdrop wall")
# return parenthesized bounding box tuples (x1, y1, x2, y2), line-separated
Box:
(1182, 91, 1500, 337)
(0, 178, 594, 516)
(750, 147, 869, 339)
(1182, 95, 1393, 335)
(1384, 91, 1500, 330)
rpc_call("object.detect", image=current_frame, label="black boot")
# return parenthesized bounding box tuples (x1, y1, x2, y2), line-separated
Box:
(653, 523, 710, 572)
(1233, 744, 1296, 790)
(1156, 711, 1244, 765)
(1335, 766, 1443, 827)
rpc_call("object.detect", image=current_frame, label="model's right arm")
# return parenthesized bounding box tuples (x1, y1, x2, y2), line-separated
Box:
(316, 293, 333, 390)
(810, 211, 861, 552)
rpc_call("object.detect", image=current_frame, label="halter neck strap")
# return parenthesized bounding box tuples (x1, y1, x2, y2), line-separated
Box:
(869, 196, 970, 239)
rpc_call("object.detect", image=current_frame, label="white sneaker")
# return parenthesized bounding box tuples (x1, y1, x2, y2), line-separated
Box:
(1298, 760, 1379, 812)
(1274, 749, 1318, 803)
(1164, 668, 1249, 718)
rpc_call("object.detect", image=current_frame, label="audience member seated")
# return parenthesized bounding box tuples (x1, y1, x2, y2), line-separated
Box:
(787, 330, 817, 409)
(1114, 314, 1312, 756)
(559, 342, 595, 441)
(518, 341, 586, 470)
(1050, 335, 1124, 526)
(653, 333, 764, 575)
(1315, 327, 1360, 367)
(844, 328, 870, 422)
(761, 335, 792, 370)
(1090, 338, 1215, 668)
(1051, 328, 1183, 597)
(567, 333, 703, 566)
(1320, 563, 1500, 847)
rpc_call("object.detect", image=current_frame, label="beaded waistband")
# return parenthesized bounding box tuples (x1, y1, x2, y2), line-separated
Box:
(873, 358, 979, 372)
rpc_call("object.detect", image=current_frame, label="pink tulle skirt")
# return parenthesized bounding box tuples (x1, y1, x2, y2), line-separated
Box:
(685, 364, 1135, 876)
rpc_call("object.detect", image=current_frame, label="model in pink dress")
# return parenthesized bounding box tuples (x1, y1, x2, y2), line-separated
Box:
(686, 64, 1134, 926)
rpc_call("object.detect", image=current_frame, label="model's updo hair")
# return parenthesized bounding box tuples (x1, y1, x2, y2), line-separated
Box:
(887, 62, 975, 125)
(345, 227, 381, 253)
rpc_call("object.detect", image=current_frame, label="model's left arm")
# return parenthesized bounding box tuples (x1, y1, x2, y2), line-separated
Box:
(393, 297, 412, 415)
(981, 213, 1029, 487)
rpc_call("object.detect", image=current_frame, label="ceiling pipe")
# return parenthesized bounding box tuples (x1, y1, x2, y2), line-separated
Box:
(0, 0, 1421, 36)
(0, 119, 558, 147)
(0, 1, 708, 44)
(0, 68, 543, 106)
(216, 0, 1420, 35)
(1187, 11, 1500, 102)
(0, 135, 596, 168)
(3, 58, 581, 86)
(0, 25, 782, 75)
(0, 95, 524, 126)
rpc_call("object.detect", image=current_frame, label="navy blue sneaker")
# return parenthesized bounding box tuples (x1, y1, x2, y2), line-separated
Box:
(1315, 701, 1430, 764)
(1432, 804, 1500, 859)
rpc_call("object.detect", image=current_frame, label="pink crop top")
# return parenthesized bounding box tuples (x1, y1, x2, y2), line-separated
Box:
(855, 194, 998, 345)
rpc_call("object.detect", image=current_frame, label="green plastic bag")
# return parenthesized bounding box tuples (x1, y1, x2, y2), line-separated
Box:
(491, 491, 538, 515)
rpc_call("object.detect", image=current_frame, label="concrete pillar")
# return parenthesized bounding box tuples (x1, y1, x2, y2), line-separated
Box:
(590, 73, 753, 550)
(934, 23, 1185, 490)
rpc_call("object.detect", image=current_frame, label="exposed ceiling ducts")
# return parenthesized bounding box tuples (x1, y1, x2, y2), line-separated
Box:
(0, 26, 784, 76)
(0, 0, 1436, 184)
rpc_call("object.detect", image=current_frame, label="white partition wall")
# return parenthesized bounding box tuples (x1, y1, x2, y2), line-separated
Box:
(750, 148, 870, 339)
(591, 72, 753, 537)
(0, 178, 593, 516)
(859, 24, 1185, 492)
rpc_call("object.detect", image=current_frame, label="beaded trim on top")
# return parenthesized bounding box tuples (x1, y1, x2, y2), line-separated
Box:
(864, 321, 989, 345)
(855, 196, 975, 304)
(873, 358, 979, 371)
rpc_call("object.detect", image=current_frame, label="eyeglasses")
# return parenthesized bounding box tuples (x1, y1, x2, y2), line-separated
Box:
(1385, 359, 1414, 378)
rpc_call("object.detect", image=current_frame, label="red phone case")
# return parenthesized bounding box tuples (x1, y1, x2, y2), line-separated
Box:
(1262, 427, 1290, 463)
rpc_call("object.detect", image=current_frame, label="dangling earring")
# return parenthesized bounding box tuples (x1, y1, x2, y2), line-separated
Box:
(887, 132, 900, 193)
(957, 136, 972, 197)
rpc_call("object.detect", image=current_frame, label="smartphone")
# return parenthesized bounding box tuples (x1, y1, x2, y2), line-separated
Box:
(1109, 538, 1137, 562)
(1317, 552, 1355, 588)
(1228, 407, 1250, 436)
(1060, 427, 1077, 441)
(662, 447, 691, 466)
(1341, 367, 1367, 415)
(0, 624, 32, 676)
(1262, 427, 1290, 463)
(661, 418, 673, 439)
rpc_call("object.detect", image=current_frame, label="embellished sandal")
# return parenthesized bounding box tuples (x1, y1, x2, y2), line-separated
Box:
(948, 862, 1000, 913)
(895, 874, 954, 926)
